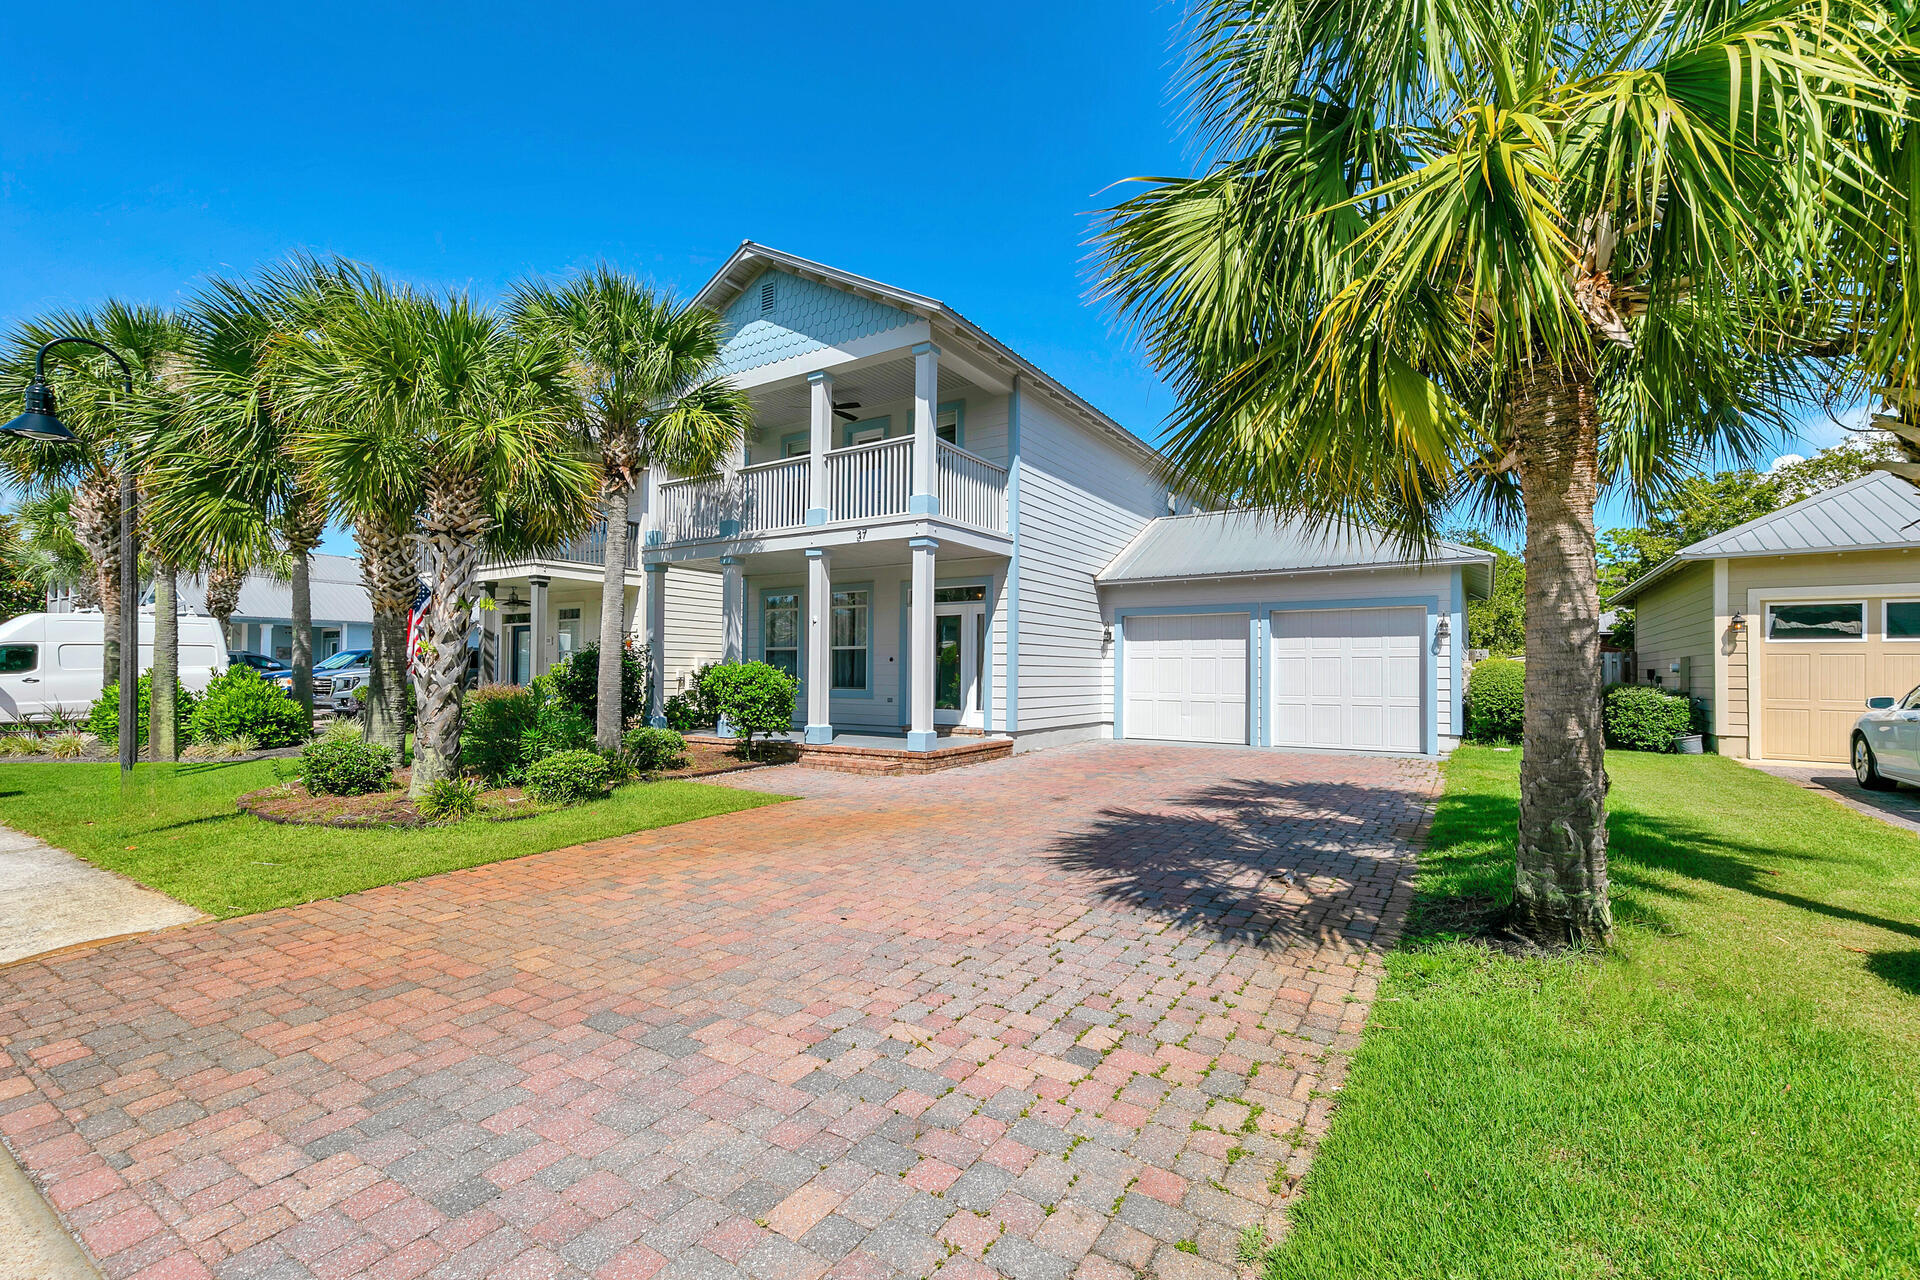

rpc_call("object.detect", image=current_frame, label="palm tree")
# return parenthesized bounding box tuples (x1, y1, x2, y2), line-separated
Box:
(511, 267, 752, 751)
(10, 492, 95, 608)
(2, 304, 189, 692)
(1098, 0, 1895, 947)
(275, 280, 600, 793)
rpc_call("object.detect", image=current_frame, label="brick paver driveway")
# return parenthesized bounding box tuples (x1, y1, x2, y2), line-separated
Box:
(0, 742, 1436, 1280)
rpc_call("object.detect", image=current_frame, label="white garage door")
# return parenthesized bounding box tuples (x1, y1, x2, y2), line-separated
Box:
(1122, 613, 1248, 744)
(1271, 607, 1424, 752)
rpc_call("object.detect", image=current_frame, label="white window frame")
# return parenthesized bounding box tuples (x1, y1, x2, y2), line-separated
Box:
(763, 591, 800, 678)
(1884, 598, 1920, 642)
(1764, 600, 1867, 643)
(830, 587, 870, 691)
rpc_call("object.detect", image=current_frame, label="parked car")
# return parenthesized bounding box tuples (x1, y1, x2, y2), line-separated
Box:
(313, 648, 372, 716)
(228, 651, 294, 689)
(0, 612, 227, 724)
(1853, 688, 1920, 789)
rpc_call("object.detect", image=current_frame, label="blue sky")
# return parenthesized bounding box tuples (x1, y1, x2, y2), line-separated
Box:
(2, 0, 1856, 552)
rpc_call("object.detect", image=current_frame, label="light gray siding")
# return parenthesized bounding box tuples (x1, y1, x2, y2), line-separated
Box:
(1013, 396, 1166, 739)
(1632, 560, 1716, 710)
(660, 569, 724, 696)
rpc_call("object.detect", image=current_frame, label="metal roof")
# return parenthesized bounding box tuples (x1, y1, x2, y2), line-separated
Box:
(1610, 470, 1920, 604)
(175, 554, 373, 626)
(691, 242, 1168, 473)
(1096, 510, 1496, 597)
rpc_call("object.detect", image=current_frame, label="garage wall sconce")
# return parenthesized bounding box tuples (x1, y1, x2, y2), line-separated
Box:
(1101, 626, 1113, 645)
(1434, 618, 1450, 639)
(1728, 611, 1745, 631)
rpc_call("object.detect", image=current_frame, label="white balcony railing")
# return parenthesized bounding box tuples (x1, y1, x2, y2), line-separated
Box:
(741, 456, 809, 533)
(648, 439, 1008, 543)
(938, 441, 1009, 533)
(828, 436, 912, 523)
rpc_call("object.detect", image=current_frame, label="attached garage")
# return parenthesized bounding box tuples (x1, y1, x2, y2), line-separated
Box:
(1270, 607, 1425, 752)
(1756, 598, 1920, 762)
(1121, 613, 1249, 744)
(1097, 511, 1494, 755)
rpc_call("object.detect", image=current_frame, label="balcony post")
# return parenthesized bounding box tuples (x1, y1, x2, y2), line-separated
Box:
(803, 548, 833, 743)
(644, 564, 668, 727)
(478, 580, 498, 684)
(807, 370, 833, 526)
(643, 465, 663, 547)
(908, 537, 938, 751)
(911, 342, 940, 514)
(720, 437, 746, 538)
(528, 575, 551, 678)
(720, 556, 744, 663)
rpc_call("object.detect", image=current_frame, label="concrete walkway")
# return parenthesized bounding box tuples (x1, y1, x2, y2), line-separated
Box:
(0, 1139, 100, 1279)
(0, 826, 202, 967)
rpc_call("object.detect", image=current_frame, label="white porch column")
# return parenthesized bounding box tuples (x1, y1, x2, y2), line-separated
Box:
(643, 565, 668, 726)
(720, 556, 745, 663)
(804, 548, 833, 743)
(528, 575, 551, 677)
(807, 370, 833, 526)
(720, 437, 746, 538)
(911, 342, 940, 514)
(908, 536, 937, 751)
(642, 465, 662, 548)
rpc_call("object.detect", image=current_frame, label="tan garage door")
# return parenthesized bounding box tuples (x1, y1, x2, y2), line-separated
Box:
(1759, 598, 1920, 762)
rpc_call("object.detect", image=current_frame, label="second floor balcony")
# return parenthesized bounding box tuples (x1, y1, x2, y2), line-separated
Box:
(656, 436, 1008, 545)
(482, 519, 641, 573)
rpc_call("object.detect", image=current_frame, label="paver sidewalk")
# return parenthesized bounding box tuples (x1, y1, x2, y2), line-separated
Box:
(0, 742, 1436, 1280)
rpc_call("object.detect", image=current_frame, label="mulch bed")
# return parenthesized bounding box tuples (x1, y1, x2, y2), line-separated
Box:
(235, 742, 781, 829)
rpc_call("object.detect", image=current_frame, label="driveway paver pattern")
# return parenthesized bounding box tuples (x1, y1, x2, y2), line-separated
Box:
(0, 742, 1436, 1280)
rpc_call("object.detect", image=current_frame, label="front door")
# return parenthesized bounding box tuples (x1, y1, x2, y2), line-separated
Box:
(508, 624, 532, 685)
(933, 601, 986, 729)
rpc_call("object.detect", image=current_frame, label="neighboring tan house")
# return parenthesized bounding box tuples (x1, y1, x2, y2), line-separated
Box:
(566, 241, 1495, 758)
(1610, 469, 1920, 764)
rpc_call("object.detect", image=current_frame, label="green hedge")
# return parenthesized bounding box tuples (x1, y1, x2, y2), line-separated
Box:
(702, 662, 797, 755)
(624, 726, 688, 773)
(300, 736, 396, 795)
(190, 667, 310, 747)
(1465, 658, 1525, 743)
(523, 749, 611, 805)
(87, 673, 198, 745)
(1603, 684, 1694, 752)
(462, 684, 540, 783)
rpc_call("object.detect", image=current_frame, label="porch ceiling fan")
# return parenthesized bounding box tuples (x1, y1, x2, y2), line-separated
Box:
(833, 400, 861, 422)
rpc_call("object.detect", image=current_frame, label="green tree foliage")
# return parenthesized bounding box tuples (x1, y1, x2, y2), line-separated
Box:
(1449, 530, 1525, 657)
(0, 514, 42, 623)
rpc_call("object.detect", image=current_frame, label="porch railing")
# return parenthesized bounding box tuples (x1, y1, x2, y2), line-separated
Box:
(828, 436, 912, 522)
(486, 520, 640, 570)
(938, 441, 1009, 533)
(658, 474, 730, 543)
(740, 456, 810, 533)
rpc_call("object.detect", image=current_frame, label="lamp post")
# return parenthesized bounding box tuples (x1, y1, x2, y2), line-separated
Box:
(2, 338, 140, 777)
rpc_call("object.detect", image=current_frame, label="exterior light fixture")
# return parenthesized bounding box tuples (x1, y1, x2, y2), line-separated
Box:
(1729, 610, 1745, 631)
(1435, 617, 1451, 639)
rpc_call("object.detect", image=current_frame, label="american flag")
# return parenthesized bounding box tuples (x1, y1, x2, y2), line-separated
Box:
(404, 582, 431, 673)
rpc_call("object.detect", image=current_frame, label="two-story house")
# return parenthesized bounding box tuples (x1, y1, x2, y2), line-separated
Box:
(483, 243, 1492, 765)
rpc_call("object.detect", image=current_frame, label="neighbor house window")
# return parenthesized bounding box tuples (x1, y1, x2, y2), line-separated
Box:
(1766, 602, 1864, 640)
(764, 592, 799, 678)
(831, 588, 869, 689)
(1887, 601, 1920, 640)
(557, 606, 582, 661)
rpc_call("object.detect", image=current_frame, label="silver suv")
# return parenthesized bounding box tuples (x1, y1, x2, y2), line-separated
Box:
(312, 648, 372, 716)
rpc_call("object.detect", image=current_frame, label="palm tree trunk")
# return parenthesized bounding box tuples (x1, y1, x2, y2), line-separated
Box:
(205, 561, 243, 645)
(595, 488, 631, 752)
(151, 565, 179, 761)
(283, 492, 326, 732)
(411, 476, 488, 796)
(1511, 365, 1613, 948)
(70, 472, 121, 692)
(356, 514, 417, 753)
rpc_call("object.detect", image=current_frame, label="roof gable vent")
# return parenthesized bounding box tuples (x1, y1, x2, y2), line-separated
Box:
(759, 279, 776, 313)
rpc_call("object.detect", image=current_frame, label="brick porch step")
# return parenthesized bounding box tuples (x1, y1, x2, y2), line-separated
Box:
(686, 733, 1012, 776)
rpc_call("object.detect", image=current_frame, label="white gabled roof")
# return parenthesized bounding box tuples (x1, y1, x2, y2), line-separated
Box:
(1610, 470, 1920, 604)
(691, 241, 1167, 472)
(1096, 510, 1496, 597)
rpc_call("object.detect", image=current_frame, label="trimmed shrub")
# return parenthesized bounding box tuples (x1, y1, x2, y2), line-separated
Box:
(301, 735, 395, 795)
(547, 640, 650, 728)
(624, 726, 688, 774)
(1465, 657, 1525, 743)
(87, 673, 199, 746)
(523, 749, 611, 805)
(1604, 684, 1694, 752)
(190, 667, 309, 747)
(663, 662, 721, 732)
(702, 662, 797, 757)
(418, 775, 482, 821)
(462, 684, 540, 783)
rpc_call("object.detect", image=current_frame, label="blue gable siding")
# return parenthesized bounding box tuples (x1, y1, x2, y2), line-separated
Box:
(717, 269, 917, 377)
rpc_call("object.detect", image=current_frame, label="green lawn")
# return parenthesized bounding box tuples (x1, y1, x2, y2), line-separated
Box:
(0, 759, 788, 918)
(1270, 748, 1920, 1280)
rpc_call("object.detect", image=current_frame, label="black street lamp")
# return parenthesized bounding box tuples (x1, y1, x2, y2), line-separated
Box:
(2, 338, 140, 777)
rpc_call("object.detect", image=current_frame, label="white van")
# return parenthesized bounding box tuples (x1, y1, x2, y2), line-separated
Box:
(0, 612, 228, 724)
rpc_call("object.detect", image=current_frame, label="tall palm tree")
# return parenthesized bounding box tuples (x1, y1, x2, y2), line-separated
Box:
(511, 267, 752, 750)
(10, 492, 95, 608)
(276, 281, 600, 793)
(2, 304, 189, 692)
(1099, 0, 1895, 947)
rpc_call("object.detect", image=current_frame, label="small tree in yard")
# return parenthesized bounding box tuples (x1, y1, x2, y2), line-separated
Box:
(702, 662, 796, 759)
